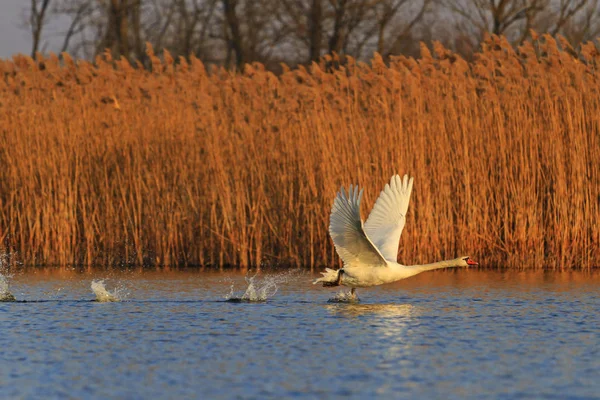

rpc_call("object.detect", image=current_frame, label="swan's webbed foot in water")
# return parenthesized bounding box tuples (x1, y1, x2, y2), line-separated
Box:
(337, 270, 344, 285)
(327, 288, 360, 303)
(322, 269, 344, 287)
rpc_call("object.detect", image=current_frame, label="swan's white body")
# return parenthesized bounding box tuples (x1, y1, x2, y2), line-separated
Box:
(314, 174, 476, 291)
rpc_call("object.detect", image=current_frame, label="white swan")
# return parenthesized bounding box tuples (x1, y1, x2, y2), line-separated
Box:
(314, 174, 477, 299)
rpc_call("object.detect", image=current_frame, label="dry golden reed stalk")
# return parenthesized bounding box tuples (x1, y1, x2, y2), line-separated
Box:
(0, 35, 598, 270)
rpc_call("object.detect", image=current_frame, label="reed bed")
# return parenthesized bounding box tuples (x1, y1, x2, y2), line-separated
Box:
(0, 34, 598, 270)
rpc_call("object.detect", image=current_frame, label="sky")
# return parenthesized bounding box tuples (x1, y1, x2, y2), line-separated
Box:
(0, 0, 64, 59)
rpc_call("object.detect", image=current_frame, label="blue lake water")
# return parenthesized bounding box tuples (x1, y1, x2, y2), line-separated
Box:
(1, 269, 599, 399)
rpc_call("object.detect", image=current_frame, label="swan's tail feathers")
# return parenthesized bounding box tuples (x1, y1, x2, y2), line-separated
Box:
(313, 268, 341, 287)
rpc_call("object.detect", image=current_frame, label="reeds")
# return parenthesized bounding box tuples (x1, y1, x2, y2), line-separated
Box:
(0, 35, 598, 270)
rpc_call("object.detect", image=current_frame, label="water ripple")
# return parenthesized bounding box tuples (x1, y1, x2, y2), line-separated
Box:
(1, 270, 599, 399)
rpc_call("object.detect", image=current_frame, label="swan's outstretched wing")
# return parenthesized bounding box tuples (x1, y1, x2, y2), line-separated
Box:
(364, 174, 414, 262)
(329, 184, 387, 268)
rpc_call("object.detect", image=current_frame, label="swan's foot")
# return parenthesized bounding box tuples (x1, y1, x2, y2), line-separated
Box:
(328, 288, 360, 304)
(337, 270, 344, 285)
(313, 268, 342, 286)
(321, 269, 344, 287)
(328, 289, 360, 303)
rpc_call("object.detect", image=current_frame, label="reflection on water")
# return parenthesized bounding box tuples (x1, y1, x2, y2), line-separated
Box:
(1, 270, 599, 399)
(327, 303, 417, 366)
(326, 303, 415, 318)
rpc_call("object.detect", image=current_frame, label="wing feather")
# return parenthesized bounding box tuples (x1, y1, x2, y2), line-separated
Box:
(364, 174, 414, 262)
(329, 184, 387, 268)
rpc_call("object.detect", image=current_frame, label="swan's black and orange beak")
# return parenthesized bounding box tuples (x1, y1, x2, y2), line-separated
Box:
(467, 258, 479, 266)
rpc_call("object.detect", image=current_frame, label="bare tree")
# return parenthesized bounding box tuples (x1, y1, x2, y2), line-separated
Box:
(535, 0, 600, 45)
(278, 0, 318, 62)
(445, 0, 546, 42)
(30, 0, 52, 56)
(57, 2, 91, 54)
(223, 0, 245, 68)
(309, 0, 323, 61)
(550, 0, 589, 34)
(22, 0, 432, 66)
(130, 0, 143, 60)
(277, 0, 431, 63)
(328, 0, 348, 53)
(559, 0, 600, 44)
(101, 0, 129, 58)
(444, 0, 599, 55)
(24, 0, 597, 71)
(374, 0, 431, 57)
(140, 0, 219, 62)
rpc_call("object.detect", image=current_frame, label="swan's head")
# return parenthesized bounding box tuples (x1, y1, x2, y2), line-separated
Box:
(460, 256, 478, 267)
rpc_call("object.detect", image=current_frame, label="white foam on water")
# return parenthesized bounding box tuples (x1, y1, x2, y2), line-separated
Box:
(0, 273, 16, 302)
(42, 287, 65, 300)
(328, 290, 360, 303)
(222, 277, 236, 300)
(91, 279, 128, 302)
(225, 270, 300, 302)
(0, 253, 16, 302)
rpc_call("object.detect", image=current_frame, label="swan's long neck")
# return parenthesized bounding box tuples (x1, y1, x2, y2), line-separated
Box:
(407, 257, 465, 273)
(384, 257, 466, 282)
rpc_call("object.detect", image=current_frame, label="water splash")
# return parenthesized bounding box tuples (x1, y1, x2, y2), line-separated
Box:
(0, 252, 16, 302)
(225, 270, 299, 302)
(328, 290, 360, 303)
(0, 273, 16, 302)
(91, 279, 127, 302)
(42, 287, 65, 300)
(223, 277, 236, 300)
